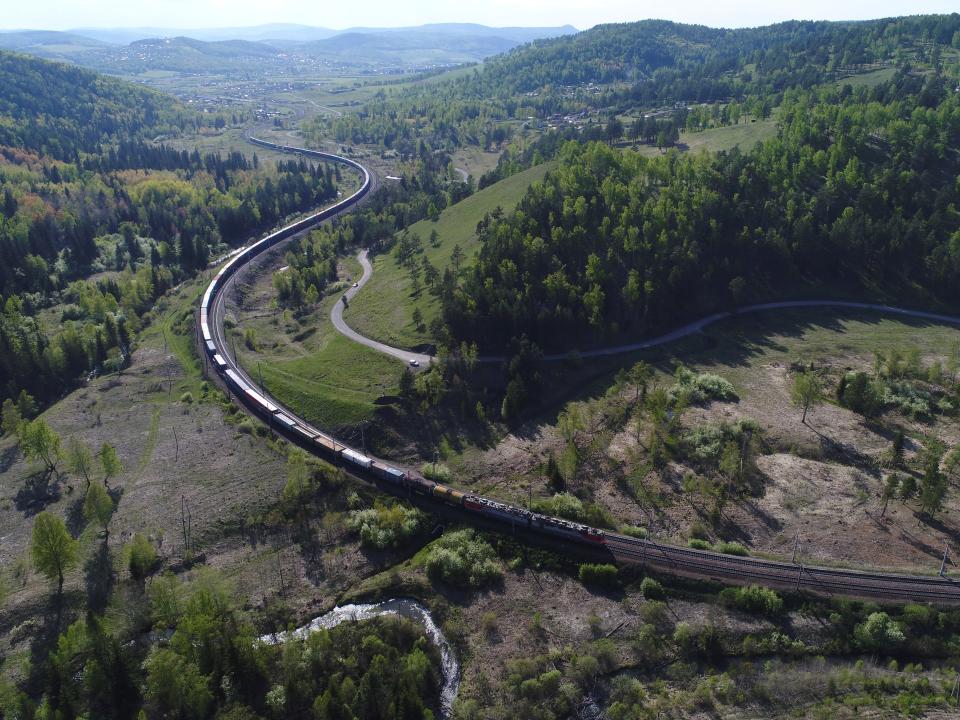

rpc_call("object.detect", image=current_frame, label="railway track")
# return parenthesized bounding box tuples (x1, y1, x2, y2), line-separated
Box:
(201, 136, 960, 605)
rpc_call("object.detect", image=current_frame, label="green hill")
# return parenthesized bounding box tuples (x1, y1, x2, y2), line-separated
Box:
(0, 50, 179, 158)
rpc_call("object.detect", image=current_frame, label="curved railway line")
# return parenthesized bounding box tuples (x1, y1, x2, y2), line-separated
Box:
(200, 137, 960, 605)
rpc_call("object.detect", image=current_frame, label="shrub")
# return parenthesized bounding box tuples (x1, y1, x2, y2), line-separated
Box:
(60, 304, 85, 321)
(531, 492, 584, 521)
(347, 502, 426, 550)
(688, 522, 710, 540)
(719, 585, 783, 616)
(670, 366, 738, 404)
(688, 539, 711, 550)
(179, 392, 194, 404)
(481, 611, 498, 639)
(716, 541, 748, 556)
(840, 371, 884, 417)
(640, 577, 665, 600)
(127, 533, 159, 581)
(578, 563, 619, 588)
(425, 529, 501, 589)
(694, 373, 739, 401)
(421, 462, 452, 482)
(621, 525, 648, 539)
(854, 612, 905, 652)
(639, 601, 669, 629)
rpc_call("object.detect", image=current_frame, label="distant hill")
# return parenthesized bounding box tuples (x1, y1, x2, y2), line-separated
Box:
(297, 29, 546, 67)
(0, 29, 110, 63)
(68, 23, 339, 44)
(467, 16, 960, 96)
(338, 23, 577, 43)
(114, 36, 283, 71)
(0, 50, 179, 158)
(299, 24, 577, 66)
(0, 29, 108, 50)
(0, 23, 578, 74)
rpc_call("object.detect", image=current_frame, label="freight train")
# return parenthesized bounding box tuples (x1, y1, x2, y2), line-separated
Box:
(200, 138, 606, 549)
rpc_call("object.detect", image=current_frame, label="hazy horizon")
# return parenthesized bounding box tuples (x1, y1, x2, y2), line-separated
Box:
(1, 0, 957, 35)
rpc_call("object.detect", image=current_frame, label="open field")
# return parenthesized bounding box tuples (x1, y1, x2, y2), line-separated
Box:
(447, 308, 960, 573)
(227, 245, 405, 430)
(678, 117, 780, 153)
(288, 65, 476, 112)
(838, 66, 897, 88)
(345, 161, 557, 348)
(626, 115, 779, 159)
(450, 146, 503, 180)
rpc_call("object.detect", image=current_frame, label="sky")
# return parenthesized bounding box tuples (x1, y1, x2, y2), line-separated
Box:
(1, 0, 956, 32)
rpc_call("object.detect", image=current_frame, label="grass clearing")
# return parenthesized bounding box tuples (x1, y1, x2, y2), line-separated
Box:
(231, 262, 404, 430)
(679, 117, 779, 153)
(838, 66, 897, 88)
(450, 146, 503, 180)
(346, 161, 557, 348)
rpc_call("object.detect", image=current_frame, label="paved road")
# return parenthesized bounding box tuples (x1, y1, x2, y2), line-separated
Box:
(330, 250, 434, 367)
(332, 268, 960, 365)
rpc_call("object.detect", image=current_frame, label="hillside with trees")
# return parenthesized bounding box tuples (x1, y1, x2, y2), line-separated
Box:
(0, 52, 343, 409)
(0, 51, 194, 159)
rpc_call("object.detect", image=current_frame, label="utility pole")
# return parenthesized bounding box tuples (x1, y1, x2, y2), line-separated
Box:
(792, 534, 800, 564)
(173, 426, 179, 463)
(940, 544, 950, 576)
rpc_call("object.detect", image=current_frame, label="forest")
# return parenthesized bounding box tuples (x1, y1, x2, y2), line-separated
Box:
(0, 51, 345, 410)
(0, 51, 211, 160)
(439, 70, 960, 357)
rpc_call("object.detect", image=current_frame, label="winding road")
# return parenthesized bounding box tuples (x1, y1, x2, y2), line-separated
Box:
(331, 252, 960, 365)
(205, 137, 960, 604)
(331, 250, 433, 366)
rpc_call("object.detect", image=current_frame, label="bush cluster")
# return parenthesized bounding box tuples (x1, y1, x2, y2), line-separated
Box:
(347, 502, 426, 550)
(719, 585, 783, 616)
(670, 366, 739, 404)
(578, 563, 619, 588)
(425, 529, 502, 589)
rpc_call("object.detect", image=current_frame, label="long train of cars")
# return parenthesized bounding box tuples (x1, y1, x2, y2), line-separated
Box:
(196, 139, 960, 603)
(200, 138, 607, 549)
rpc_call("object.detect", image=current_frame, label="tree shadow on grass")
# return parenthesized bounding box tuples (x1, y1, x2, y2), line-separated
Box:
(14, 469, 61, 516)
(24, 590, 74, 697)
(65, 493, 87, 536)
(85, 542, 114, 615)
(0, 443, 20, 473)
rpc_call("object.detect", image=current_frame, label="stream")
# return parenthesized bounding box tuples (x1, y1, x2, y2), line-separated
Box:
(259, 598, 460, 717)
